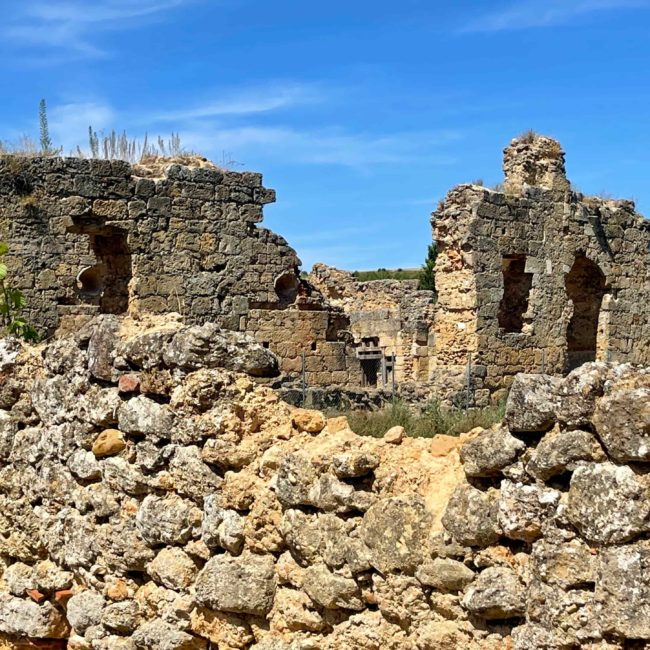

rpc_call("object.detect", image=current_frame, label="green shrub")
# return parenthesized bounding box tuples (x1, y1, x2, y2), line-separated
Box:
(0, 242, 39, 342)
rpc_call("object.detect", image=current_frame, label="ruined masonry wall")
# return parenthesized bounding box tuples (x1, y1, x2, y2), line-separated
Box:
(432, 136, 650, 402)
(0, 156, 291, 335)
(1, 318, 649, 649)
(308, 264, 436, 384)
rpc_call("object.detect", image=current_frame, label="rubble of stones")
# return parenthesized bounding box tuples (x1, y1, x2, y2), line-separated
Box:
(0, 313, 648, 649)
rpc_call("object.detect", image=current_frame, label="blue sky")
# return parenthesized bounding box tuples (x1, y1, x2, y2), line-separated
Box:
(0, 0, 649, 270)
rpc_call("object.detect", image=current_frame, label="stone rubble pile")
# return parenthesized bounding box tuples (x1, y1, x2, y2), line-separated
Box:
(0, 314, 648, 649)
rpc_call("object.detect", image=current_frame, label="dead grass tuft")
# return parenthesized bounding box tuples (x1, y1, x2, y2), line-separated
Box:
(334, 399, 506, 438)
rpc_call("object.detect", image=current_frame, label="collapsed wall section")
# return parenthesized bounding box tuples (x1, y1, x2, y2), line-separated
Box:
(1, 317, 649, 649)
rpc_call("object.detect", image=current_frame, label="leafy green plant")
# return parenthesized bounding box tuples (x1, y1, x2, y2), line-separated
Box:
(0, 243, 39, 342)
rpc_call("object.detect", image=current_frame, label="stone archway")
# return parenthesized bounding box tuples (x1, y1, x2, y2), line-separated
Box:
(565, 255, 606, 371)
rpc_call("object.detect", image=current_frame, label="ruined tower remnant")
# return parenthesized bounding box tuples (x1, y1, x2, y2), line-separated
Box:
(431, 133, 650, 403)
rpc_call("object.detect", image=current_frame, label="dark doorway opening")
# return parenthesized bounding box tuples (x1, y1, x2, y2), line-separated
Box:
(565, 255, 606, 371)
(498, 255, 533, 333)
(361, 359, 379, 387)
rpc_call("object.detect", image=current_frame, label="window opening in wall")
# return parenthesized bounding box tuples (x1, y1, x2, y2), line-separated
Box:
(274, 271, 300, 305)
(565, 255, 606, 371)
(69, 225, 132, 315)
(498, 255, 533, 333)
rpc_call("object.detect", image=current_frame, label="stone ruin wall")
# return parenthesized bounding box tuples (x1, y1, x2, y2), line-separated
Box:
(1, 316, 650, 649)
(308, 264, 436, 385)
(1, 135, 648, 406)
(432, 135, 650, 404)
(0, 156, 361, 390)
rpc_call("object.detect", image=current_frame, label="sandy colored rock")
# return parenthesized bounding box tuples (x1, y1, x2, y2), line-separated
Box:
(91, 429, 126, 458)
(291, 408, 326, 433)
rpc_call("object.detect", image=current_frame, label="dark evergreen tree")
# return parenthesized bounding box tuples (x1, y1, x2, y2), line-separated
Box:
(419, 242, 437, 293)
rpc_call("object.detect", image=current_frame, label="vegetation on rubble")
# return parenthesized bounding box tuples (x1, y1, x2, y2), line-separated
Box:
(341, 398, 505, 438)
(0, 242, 39, 342)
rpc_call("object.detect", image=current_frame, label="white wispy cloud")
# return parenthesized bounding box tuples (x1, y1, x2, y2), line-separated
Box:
(463, 0, 650, 32)
(150, 83, 324, 122)
(19, 87, 462, 170)
(180, 125, 460, 169)
(49, 102, 117, 153)
(2, 0, 195, 56)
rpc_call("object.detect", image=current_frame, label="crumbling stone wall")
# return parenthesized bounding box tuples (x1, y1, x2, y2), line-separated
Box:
(432, 134, 650, 402)
(0, 318, 649, 649)
(309, 264, 435, 385)
(0, 157, 289, 332)
(0, 156, 360, 389)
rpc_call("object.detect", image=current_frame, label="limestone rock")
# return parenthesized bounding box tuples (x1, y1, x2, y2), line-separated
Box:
(566, 462, 650, 545)
(275, 453, 318, 507)
(291, 408, 326, 433)
(302, 564, 363, 610)
(556, 362, 610, 428)
(0, 594, 69, 638)
(201, 497, 244, 555)
(360, 496, 431, 573)
(147, 548, 198, 590)
(67, 592, 106, 631)
(462, 566, 526, 620)
(136, 495, 201, 547)
(527, 427, 605, 480)
(415, 558, 475, 592)
(497, 481, 560, 542)
(383, 425, 405, 444)
(92, 429, 126, 458)
(102, 600, 141, 633)
(118, 396, 175, 439)
(505, 374, 561, 433)
(460, 426, 525, 477)
(592, 372, 650, 462)
(331, 451, 379, 478)
(132, 619, 207, 649)
(596, 541, 650, 639)
(530, 538, 596, 589)
(88, 316, 120, 382)
(194, 552, 276, 616)
(190, 608, 254, 648)
(163, 324, 279, 377)
(442, 484, 500, 547)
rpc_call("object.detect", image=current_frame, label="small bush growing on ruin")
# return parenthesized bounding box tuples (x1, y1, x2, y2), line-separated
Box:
(341, 399, 505, 438)
(519, 129, 538, 143)
(0, 242, 39, 342)
(418, 242, 437, 292)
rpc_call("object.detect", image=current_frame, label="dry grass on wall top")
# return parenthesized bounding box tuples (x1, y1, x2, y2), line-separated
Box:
(335, 399, 506, 439)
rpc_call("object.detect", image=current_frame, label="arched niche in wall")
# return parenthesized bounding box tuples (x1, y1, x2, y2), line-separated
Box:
(564, 255, 606, 371)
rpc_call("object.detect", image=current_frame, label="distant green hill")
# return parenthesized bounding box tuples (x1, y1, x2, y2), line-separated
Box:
(352, 268, 420, 281)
